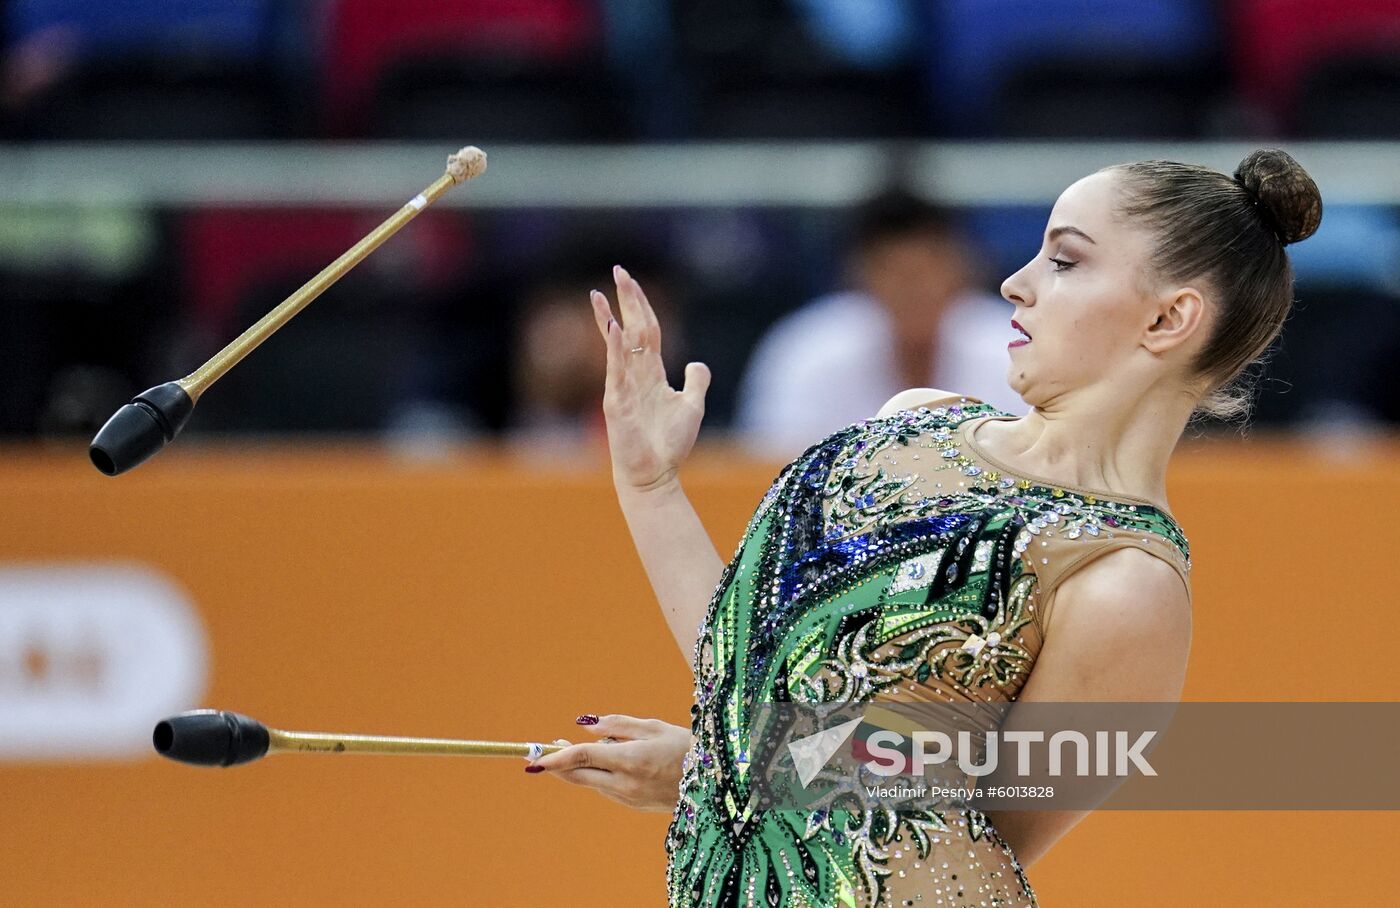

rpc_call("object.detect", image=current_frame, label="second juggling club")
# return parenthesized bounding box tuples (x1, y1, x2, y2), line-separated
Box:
(153, 710, 567, 767)
(88, 146, 487, 477)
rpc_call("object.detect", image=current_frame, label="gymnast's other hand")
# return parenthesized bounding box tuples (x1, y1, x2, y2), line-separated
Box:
(590, 265, 711, 494)
(524, 713, 695, 812)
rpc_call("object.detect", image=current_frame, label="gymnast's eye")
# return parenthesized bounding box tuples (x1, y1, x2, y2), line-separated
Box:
(1048, 256, 1077, 272)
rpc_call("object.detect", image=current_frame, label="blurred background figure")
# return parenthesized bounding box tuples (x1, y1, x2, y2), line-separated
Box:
(734, 188, 1024, 460)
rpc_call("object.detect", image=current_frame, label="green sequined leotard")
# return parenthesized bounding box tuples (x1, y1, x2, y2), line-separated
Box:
(664, 395, 1191, 907)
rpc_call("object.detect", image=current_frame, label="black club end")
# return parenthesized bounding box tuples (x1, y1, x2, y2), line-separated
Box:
(89, 381, 195, 476)
(153, 710, 271, 767)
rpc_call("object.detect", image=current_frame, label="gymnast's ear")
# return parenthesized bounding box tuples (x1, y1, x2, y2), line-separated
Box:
(1142, 285, 1207, 356)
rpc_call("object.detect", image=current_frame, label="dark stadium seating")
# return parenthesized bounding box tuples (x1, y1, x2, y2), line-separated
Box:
(319, 0, 602, 138)
(367, 53, 626, 142)
(8, 57, 290, 140)
(1, 0, 295, 139)
(672, 0, 928, 139)
(1228, 0, 1400, 134)
(1294, 52, 1400, 138)
(922, 0, 1219, 136)
(990, 55, 1226, 139)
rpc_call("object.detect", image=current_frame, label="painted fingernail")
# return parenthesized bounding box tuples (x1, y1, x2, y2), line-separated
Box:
(606, 318, 614, 331)
(524, 765, 545, 773)
(576, 714, 599, 725)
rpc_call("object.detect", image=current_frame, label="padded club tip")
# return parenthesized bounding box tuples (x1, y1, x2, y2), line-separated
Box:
(447, 146, 487, 182)
(89, 381, 195, 476)
(153, 710, 271, 767)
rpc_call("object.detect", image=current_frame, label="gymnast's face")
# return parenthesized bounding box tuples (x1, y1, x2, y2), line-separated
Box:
(998, 169, 1200, 408)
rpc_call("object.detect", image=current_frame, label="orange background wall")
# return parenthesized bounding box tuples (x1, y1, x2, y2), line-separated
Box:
(1, 434, 1397, 906)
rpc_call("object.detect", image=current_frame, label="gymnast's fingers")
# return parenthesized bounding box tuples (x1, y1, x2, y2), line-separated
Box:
(588, 286, 616, 339)
(551, 765, 656, 810)
(612, 264, 640, 334)
(584, 714, 665, 742)
(613, 265, 660, 351)
(617, 264, 662, 341)
(549, 765, 618, 791)
(681, 362, 711, 409)
(591, 290, 627, 396)
(613, 268, 666, 385)
(590, 289, 621, 358)
(528, 740, 621, 775)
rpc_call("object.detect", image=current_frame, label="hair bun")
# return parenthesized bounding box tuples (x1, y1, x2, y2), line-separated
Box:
(1233, 149, 1323, 246)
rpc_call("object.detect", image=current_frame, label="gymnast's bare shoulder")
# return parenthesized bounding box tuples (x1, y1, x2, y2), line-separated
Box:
(874, 387, 961, 419)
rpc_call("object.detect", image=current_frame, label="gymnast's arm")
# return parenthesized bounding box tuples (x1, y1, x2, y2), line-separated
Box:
(981, 546, 1192, 868)
(590, 266, 727, 663)
(613, 479, 726, 662)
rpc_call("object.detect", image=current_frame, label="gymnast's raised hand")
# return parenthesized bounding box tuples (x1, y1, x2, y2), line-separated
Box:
(588, 264, 711, 493)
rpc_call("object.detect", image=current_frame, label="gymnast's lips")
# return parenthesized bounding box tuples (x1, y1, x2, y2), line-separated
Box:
(1010, 319, 1032, 347)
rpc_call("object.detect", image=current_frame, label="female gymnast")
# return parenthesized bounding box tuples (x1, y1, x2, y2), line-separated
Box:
(523, 148, 1322, 906)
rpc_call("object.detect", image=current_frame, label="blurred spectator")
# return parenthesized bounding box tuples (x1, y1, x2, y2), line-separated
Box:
(734, 188, 1024, 460)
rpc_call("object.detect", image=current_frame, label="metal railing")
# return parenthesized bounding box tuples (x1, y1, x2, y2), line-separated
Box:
(0, 140, 1395, 208)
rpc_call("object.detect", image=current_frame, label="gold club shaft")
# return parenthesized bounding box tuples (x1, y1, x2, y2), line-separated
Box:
(176, 170, 460, 402)
(267, 728, 567, 759)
